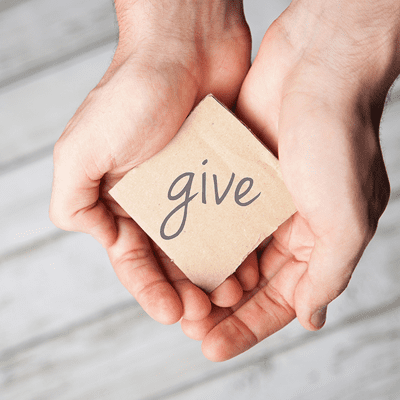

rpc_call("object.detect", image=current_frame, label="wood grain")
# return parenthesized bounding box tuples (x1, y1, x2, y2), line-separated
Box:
(1, 289, 399, 399)
(0, 45, 115, 172)
(0, 230, 133, 354)
(0, 0, 117, 88)
(1, 1, 400, 399)
(169, 305, 400, 400)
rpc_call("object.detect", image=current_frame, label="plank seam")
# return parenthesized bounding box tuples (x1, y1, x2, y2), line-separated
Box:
(0, 0, 31, 13)
(0, 143, 54, 176)
(0, 230, 71, 266)
(0, 299, 138, 361)
(0, 35, 117, 91)
(144, 296, 400, 400)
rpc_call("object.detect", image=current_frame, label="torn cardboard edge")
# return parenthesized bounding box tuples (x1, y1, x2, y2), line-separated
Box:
(109, 94, 296, 292)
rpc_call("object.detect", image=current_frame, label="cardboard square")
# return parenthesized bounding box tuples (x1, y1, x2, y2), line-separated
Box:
(109, 95, 296, 292)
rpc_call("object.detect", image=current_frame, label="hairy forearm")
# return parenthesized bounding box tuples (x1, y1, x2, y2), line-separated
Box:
(111, 0, 248, 73)
(279, 0, 400, 96)
(113, 0, 246, 42)
(104, 0, 251, 95)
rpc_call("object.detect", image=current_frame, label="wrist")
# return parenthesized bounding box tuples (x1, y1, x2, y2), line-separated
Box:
(107, 0, 250, 99)
(114, 0, 248, 58)
(280, 0, 400, 99)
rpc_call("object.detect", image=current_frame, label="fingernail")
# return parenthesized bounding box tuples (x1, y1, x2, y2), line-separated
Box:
(311, 306, 327, 329)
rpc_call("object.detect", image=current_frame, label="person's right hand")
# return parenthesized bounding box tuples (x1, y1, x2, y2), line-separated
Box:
(49, 0, 256, 325)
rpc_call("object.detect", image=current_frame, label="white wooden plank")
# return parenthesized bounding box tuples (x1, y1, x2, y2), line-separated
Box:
(0, 231, 133, 354)
(0, 231, 397, 398)
(381, 95, 400, 190)
(0, 71, 399, 358)
(1, 1, 399, 398)
(0, 0, 280, 87)
(0, 81, 397, 249)
(0, 0, 117, 87)
(2, 202, 397, 397)
(1, 3, 399, 172)
(0, 180, 399, 397)
(1, 287, 399, 400)
(0, 44, 114, 171)
(0, 155, 55, 257)
(0, 156, 399, 356)
(0, 299, 310, 400)
(0, 56, 398, 255)
(168, 306, 400, 400)
(0, 128, 397, 398)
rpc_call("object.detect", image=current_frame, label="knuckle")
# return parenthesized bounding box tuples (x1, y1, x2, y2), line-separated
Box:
(49, 207, 72, 231)
(228, 314, 258, 348)
(137, 279, 166, 305)
(115, 247, 154, 271)
(261, 283, 295, 322)
(49, 199, 76, 232)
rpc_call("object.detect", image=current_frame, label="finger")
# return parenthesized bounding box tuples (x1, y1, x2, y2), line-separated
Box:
(173, 280, 212, 321)
(206, 250, 260, 308)
(151, 244, 212, 321)
(181, 305, 233, 341)
(209, 275, 243, 308)
(261, 222, 343, 332)
(107, 217, 183, 325)
(259, 214, 314, 282)
(259, 237, 292, 282)
(187, 204, 298, 358)
(181, 287, 256, 341)
(294, 235, 363, 331)
(276, 88, 371, 331)
(234, 250, 259, 291)
(201, 260, 307, 362)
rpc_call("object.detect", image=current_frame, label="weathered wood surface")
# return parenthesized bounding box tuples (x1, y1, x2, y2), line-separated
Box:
(1, 0, 400, 399)
(170, 308, 400, 400)
(0, 45, 115, 172)
(0, 0, 117, 88)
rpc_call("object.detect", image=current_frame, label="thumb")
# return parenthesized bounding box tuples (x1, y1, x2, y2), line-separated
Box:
(50, 137, 117, 248)
(294, 235, 364, 330)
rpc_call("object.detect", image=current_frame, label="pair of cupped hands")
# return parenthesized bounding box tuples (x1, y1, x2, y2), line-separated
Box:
(50, 0, 400, 361)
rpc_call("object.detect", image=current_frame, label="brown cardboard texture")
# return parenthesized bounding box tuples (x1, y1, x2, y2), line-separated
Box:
(109, 95, 296, 292)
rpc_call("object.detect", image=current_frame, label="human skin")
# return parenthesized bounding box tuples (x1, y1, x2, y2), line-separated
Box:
(49, 0, 256, 324)
(50, 0, 400, 362)
(180, 0, 400, 361)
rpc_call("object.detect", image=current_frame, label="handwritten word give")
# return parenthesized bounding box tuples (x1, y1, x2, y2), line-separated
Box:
(160, 160, 261, 240)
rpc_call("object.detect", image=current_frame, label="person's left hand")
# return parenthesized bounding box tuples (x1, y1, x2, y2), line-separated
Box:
(180, 0, 400, 361)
